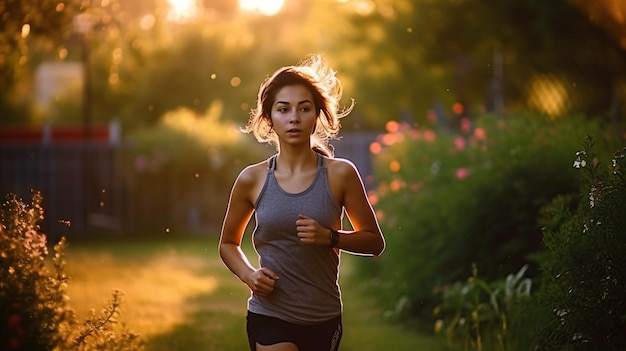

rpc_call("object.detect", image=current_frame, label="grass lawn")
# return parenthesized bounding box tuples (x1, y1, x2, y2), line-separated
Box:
(62, 235, 445, 351)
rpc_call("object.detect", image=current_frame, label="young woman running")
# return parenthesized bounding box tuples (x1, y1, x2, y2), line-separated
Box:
(219, 54, 385, 351)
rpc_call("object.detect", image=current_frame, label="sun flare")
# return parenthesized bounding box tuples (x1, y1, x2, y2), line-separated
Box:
(239, 0, 285, 16)
(167, 0, 197, 22)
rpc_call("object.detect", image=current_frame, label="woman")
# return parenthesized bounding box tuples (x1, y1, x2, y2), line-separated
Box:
(219, 54, 385, 351)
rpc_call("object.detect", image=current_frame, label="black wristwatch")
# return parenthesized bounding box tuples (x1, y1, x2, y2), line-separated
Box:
(329, 229, 340, 248)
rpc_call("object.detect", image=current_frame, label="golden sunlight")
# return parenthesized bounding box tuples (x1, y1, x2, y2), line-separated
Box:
(167, 0, 197, 22)
(239, 0, 285, 16)
(527, 74, 568, 118)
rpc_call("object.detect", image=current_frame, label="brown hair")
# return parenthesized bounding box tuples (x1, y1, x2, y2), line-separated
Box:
(242, 54, 353, 157)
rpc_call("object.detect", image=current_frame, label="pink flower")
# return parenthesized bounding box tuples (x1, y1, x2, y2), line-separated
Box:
(381, 132, 405, 146)
(385, 120, 400, 133)
(367, 191, 379, 205)
(369, 142, 382, 155)
(456, 168, 470, 180)
(390, 179, 406, 192)
(454, 137, 466, 151)
(452, 102, 464, 115)
(389, 160, 401, 172)
(423, 130, 436, 142)
(473, 127, 487, 140)
(460, 118, 472, 134)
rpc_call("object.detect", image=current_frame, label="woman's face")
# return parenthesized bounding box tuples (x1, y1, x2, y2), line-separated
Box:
(270, 84, 317, 146)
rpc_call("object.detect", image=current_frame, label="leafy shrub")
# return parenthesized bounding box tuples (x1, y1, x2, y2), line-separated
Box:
(360, 113, 612, 327)
(0, 191, 143, 350)
(433, 264, 532, 351)
(125, 102, 270, 233)
(531, 137, 626, 350)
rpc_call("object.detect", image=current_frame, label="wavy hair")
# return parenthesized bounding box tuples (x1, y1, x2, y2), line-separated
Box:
(242, 54, 353, 157)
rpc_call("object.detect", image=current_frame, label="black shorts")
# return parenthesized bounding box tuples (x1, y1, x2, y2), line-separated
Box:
(246, 311, 342, 351)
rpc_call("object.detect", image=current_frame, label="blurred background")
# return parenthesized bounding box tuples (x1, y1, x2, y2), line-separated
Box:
(0, 0, 624, 237)
(1, 1, 626, 348)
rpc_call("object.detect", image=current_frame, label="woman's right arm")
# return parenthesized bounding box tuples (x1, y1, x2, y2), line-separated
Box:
(219, 167, 278, 297)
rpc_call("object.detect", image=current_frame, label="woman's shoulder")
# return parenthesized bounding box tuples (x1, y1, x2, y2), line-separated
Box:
(325, 156, 360, 179)
(236, 158, 271, 186)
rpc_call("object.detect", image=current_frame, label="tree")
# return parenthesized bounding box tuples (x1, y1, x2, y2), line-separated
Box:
(337, 0, 626, 129)
(0, 0, 79, 123)
(5, 0, 623, 131)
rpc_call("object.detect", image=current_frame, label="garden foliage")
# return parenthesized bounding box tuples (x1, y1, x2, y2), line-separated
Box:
(125, 103, 270, 233)
(432, 146, 626, 350)
(361, 113, 610, 326)
(0, 191, 143, 350)
(531, 137, 626, 350)
(433, 264, 531, 350)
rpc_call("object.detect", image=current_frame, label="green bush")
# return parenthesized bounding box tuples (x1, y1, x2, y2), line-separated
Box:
(433, 264, 531, 351)
(0, 192, 143, 350)
(530, 137, 626, 350)
(360, 113, 612, 327)
(125, 103, 270, 233)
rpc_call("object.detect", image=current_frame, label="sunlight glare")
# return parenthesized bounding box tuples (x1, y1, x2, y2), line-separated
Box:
(527, 74, 567, 118)
(167, 0, 197, 22)
(239, 0, 285, 16)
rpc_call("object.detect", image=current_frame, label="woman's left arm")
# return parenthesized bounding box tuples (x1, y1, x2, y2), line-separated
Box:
(331, 159, 385, 256)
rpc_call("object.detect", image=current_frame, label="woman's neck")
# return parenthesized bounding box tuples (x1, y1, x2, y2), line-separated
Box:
(275, 147, 318, 174)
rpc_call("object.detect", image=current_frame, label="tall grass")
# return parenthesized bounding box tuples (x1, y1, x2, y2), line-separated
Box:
(62, 235, 444, 351)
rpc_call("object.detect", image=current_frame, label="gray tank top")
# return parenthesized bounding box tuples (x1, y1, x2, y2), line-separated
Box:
(248, 153, 343, 324)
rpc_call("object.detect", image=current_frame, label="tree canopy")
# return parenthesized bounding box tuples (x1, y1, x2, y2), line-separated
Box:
(1, 0, 624, 130)
(336, 0, 626, 128)
(0, 0, 78, 122)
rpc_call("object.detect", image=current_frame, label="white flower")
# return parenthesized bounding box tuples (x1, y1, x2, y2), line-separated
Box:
(573, 159, 587, 169)
(573, 151, 587, 168)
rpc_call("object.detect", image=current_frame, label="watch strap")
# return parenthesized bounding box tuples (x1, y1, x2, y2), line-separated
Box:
(329, 229, 339, 248)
